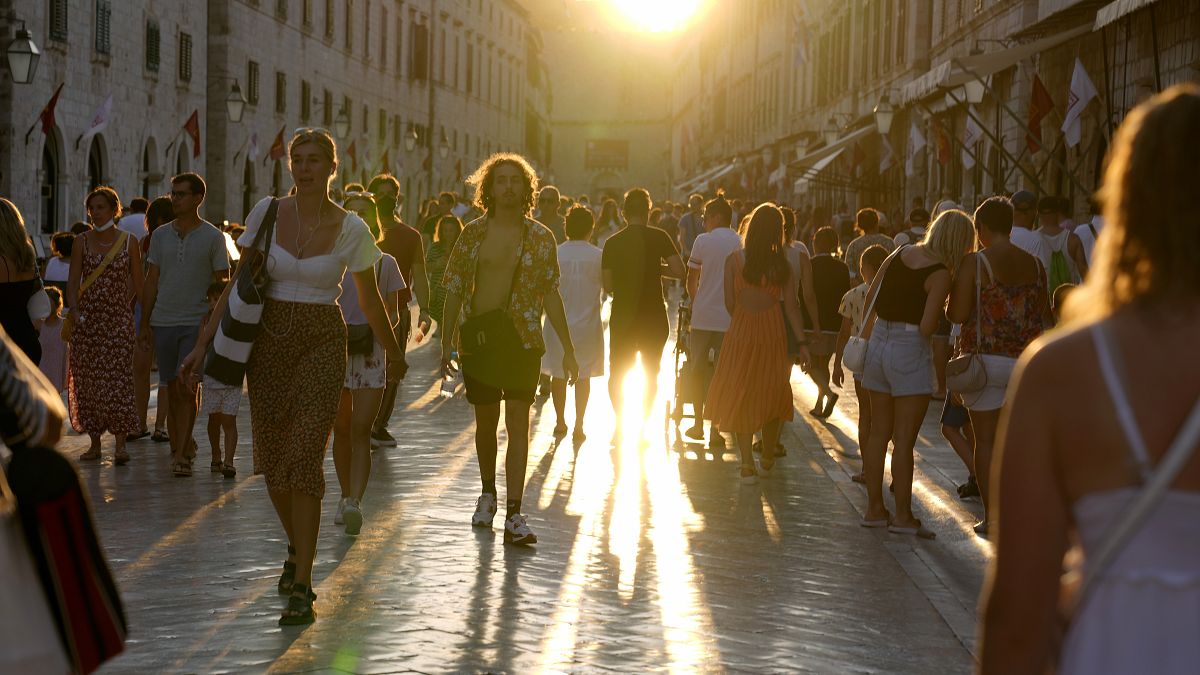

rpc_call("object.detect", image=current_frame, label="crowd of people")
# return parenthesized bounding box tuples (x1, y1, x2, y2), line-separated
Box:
(0, 84, 1196, 672)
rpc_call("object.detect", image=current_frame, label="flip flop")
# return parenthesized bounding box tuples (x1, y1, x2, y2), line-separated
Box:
(860, 515, 890, 528)
(126, 430, 150, 442)
(152, 429, 169, 443)
(889, 522, 937, 539)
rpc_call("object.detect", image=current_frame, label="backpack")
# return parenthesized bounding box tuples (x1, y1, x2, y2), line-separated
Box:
(1046, 235, 1073, 291)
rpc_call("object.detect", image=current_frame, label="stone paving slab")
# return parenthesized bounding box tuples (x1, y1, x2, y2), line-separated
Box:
(55, 329, 986, 674)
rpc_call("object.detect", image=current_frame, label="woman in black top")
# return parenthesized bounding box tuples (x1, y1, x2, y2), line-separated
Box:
(0, 199, 46, 363)
(857, 210, 975, 538)
(804, 227, 852, 418)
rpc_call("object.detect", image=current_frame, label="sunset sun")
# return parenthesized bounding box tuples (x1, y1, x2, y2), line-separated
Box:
(608, 0, 705, 32)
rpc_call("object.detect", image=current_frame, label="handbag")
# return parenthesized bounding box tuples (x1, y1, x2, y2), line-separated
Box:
(204, 198, 279, 386)
(945, 254, 987, 394)
(6, 443, 128, 674)
(26, 278, 51, 322)
(60, 231, 129, 343)
(457, 233, 527, 388)
(346, 324, 374, 355)
(843, 246, 905, 374)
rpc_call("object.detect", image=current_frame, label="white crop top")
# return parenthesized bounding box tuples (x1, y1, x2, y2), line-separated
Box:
(238, 197, 381, 305)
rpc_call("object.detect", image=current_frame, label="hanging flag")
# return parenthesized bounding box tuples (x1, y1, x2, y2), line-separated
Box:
(905, 121, 926, 177)
(961, 108, 984, 170)
(347, 140, 358, 172)
(183, 110, 201, 158)
(265, 125, 286, 165)
(455, 158, 463, 183)
(25, 82, 65, 144)
(1062, 58, 1098, 148)
(76, 95, 113, 149)
(792, 4, 811, 66)
(1027, 74, 1055, 153)
(879, 136, 896, 173)
(379, 148, 390, 174)
(934, 119, 952, 166)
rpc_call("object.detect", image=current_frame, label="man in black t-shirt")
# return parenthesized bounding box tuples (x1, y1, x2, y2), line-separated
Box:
(601, 188, 686, 435)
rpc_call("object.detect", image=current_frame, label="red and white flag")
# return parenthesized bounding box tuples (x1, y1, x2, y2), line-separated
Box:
(77, 95, 113, 149)
(183, 110, 201, 159)
(1061, 58, 1098, 148)
(25, 82, 65, 144)
(1027, 74, 1055, 153)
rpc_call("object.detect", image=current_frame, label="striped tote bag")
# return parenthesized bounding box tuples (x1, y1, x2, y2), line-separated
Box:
(204, 198, 279, 386)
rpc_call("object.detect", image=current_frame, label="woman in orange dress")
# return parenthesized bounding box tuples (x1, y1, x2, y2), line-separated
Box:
(705, 204, 811, 484)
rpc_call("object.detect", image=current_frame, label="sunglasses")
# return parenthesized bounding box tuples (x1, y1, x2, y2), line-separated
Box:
(292, 126, 332, 138)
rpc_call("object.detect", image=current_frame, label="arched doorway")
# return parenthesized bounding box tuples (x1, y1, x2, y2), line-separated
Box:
(87, 135, 106, 190)
(141, 137, 161, 198)
(271, 160, 282, 196)
(175, 140, 190, 175)
(242, 158, 256, 219)
(40, 132, 61, 233)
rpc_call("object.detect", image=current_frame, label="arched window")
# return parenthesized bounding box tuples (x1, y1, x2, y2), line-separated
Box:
(87, 136, 106, 190)
(141, 137, 161, 198)
(242, 158, 256, 218)
(175, 141, 190, 175)
(40, 134, 61, 233)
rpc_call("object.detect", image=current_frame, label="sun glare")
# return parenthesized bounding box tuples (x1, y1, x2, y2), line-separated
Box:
(607, 0, 705, 32)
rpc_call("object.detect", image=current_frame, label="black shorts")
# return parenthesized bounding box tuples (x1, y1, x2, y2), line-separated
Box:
(461, 348, 541, 405)
(610, 317, 669, 371)
(940, 397, 970, 428)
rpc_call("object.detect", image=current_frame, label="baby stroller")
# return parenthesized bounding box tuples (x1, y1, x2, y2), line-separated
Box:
(666, 293, 699, 439)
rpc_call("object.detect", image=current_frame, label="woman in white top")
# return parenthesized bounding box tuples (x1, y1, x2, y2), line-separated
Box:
(542, 205, 604, 441)
(331, 192, 407, 536)
(181, 128, 403, 627)
(980, 84, 1200, 674)
(41, 232, 72, 294)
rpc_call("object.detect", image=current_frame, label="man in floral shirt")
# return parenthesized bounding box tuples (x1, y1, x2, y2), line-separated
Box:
(439, 153, 578, 546)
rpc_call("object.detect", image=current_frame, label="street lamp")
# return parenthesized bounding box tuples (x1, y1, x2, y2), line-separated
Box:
(873, 93, 895, 135)
(225, 81, 246, 123)
(404, 124, 418, 152)
(5, 21, 40, 84)
(964, 78, 986, 105)
(333, 108, 351, 138)
(438, 128, 449, 160)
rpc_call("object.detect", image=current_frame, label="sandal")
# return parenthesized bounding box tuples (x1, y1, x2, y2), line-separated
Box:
(278, 546, 297, 594)
(278, 583, 316, 626)
(114, 449, 131, 466)
(172, 461, 192, 477)
(739, 465, 758, 485)
(889, 519, 937, 540)
(126, 430, 150, 442)
(221, 461, 237, 479)
(79, 447, 101, 461)
(151, 429, 169, 443)
(210, 461, 223, 474)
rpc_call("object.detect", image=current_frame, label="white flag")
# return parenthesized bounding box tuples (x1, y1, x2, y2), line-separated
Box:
(905, 122, 926, 177)
(962, 108, 984, 170)
(79, 95, 113, 147)
(879, 136, 895, 173)
(249, 132, 260, 162)
(1061, 58, 1098, 148)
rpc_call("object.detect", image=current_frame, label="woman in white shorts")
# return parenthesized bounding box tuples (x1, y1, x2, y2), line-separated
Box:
(331, 192, 408, 535)
(947, 197, 1050, 536)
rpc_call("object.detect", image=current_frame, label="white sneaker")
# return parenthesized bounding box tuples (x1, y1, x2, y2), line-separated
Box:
(343, 499, 363, 536)
(471, 493, 497, 528)
(504, 513, 537, 545)
(334, 497, 347, 525)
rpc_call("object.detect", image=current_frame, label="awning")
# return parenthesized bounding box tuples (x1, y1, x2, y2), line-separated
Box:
(693, 162, 737, 193)
(673, 161, 734, 195)
(1013, 0, 1109, 40)
(1095, 0, 1160, 28)
(792, 147, 846, 194)
(899, 23, 1092, 105)
(786, 125, 873, 172)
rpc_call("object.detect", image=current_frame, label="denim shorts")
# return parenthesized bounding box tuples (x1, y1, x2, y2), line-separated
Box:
(153, 324, 201, 384)
(861, 320, 934, 397)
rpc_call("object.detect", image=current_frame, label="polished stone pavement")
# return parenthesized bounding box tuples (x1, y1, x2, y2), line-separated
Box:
(65, 329, 990, 674)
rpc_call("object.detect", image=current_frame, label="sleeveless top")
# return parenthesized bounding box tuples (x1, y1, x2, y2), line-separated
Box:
(958, 253, 1044, 358)
(0, 259, 43, 363)
(874, 249, 945, 325)
(1059, 324, 1200, 674)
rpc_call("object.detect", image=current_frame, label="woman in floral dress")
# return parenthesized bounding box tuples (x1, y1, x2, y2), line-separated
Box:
(68, 187, 144, 465)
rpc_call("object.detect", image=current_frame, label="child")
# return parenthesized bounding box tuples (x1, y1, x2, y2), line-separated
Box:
(198, 282, 241, 478)
(36, 287, 67, 392)
(832, 245, 888, 482)
(941, 392, 978, 498)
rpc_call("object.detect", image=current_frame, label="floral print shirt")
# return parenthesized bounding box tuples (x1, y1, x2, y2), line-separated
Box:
(442, 215, 560, 353)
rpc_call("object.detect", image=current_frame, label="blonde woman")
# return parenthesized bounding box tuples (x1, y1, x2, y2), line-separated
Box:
(181, 128, 403, 626)
(0, 199, 45, 363)
(858, 209, 975, 538)
(981, 85, 1200, 675)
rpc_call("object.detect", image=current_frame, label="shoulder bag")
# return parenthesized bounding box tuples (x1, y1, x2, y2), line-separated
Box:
(457, 227, 527, 387)
(204, 198, 279, 386)
(945, 253, 988, 394)
(843, 246, 906, 374)
(60, 231, 129, 343)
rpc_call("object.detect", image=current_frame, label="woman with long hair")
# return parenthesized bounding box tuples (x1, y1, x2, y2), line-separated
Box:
(181, 128, 403, 625)
(704, 203, 811, 484)
(858, 209, 975, 538)
(68, 187, 144, 464)
(980, 85, 1200, 675)
(330, 191, 408, 535)
(425, 214, 463, 327)
(0, 199, 46, 363)
(592, 198, 620, 248)
(131, 195, 176, 442)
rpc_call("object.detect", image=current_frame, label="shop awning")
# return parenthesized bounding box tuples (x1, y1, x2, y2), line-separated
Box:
(787, 125, 873, 172)
(1095, 0, 1160, 28)
(898, 23, 1092, 105)
(792, 147, 846, 194)
(1013, 0, 1109, 40)
(673, 161, 735, 195)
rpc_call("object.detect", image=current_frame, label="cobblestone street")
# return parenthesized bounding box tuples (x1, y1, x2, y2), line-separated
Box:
(67, 329, 990, 674)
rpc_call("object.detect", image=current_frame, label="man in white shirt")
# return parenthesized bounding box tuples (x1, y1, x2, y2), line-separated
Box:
(683, 193, 740, 449)
(118, 197, 148, 241)
(892, 207, 929, 246)
(1007, 191, 1045, 260)
(1075, 199, 1103, 265)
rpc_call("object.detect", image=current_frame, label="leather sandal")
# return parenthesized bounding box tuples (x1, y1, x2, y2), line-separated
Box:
(278, 583, 316, 626)
(278, 546, 297, 594)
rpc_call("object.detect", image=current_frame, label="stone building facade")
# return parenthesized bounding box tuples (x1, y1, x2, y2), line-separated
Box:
(1, 0, 550, 240)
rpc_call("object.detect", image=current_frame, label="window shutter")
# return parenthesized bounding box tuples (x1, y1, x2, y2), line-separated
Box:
(145, 21, 161, 71)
